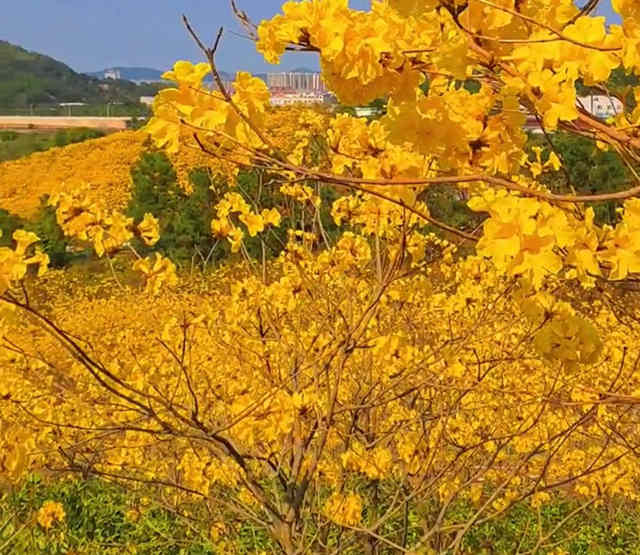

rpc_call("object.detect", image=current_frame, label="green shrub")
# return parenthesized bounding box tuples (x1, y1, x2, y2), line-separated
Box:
(3, 475, 640, 554)
(0, 208, 25, 247)
(1, 475, 214, 554)
(0, 128, 105, 162)
(25, 197, 73, 268)
(527, 132, 631, 225)
(127, 151, 224, 267)
(0, 130, 18, 142)
(53, 128, 104, 148)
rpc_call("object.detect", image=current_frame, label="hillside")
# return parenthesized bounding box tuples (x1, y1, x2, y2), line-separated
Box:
(0, 127, 219, 218)
(0, 131, 146, 217)
(0, 41, 164, 110)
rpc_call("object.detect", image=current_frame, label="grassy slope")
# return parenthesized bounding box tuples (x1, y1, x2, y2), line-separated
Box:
(0, 129, 106, 163)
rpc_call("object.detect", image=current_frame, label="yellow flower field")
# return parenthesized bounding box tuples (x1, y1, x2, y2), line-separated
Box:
(3, 0, 640, 552)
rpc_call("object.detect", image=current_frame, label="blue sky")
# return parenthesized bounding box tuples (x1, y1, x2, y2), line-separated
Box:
(2, 0, 617, 74)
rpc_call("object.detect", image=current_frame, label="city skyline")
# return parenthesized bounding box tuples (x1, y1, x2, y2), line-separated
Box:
(267, 72, 327, 92)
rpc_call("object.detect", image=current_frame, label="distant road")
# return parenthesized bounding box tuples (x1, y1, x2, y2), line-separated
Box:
(0, 116, 132, 131)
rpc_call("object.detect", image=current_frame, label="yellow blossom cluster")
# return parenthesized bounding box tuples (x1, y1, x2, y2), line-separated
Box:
(0, 419, 38, 488)
(322, 492, 363, 527)
(0, 230, 48, 296)
(36, 501, 66, 530)
(210, 191, 281, 252)
(257, 0, 435, 105)
(147, 63, 331, 186)
(133, 252, 178, 295)
(49, 191, 160, 257)
(47, 191, 177, 294)
(3, 234, 640, 549)
(470, 191, 640, 286)
(147, 66, 270, 158)
(383, 83, 527, 174)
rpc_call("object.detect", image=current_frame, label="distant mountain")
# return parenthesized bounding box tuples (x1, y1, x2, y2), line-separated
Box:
(86, 67, 165, 83)
(86, 67, 266, 85)
(0, 41, 166, 109)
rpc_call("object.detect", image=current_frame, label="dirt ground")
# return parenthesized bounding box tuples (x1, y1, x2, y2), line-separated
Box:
(0, 116, 131, 131)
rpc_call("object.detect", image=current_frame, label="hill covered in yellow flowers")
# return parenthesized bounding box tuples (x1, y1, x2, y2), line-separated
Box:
(0, 127, 250, 220)
(0, 106, 327, 220)
(0, 131, 148, 218)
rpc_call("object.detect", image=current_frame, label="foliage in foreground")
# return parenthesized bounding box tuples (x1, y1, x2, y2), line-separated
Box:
(3, 474, 640, 554)
(4, 238, 640, 552)
(5, 0, 640, 553)
(1, 475, 214, 554)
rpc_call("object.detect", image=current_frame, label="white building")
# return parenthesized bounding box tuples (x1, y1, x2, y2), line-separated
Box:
(353, 106, 379, 118)
(104, 69, 121, 80)
(267, 72, 326, 92)
(578, 95, 623, 119)
(59, 102, 87, 116)
(139, 96, 155, 106)
(271, 91, 325, 106)
(522, 95, 624, 134)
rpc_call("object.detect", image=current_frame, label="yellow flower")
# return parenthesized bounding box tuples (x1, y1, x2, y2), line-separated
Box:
(233, 72, 271, 112)
(211, 218, 233, 238)
(37, 501, 65, 530)
(323, 491, 363, 527)
(0, 231, 48, 296)
(125, 508, 141, 523)
(261, 208, 282, 227)
(162, 60, 211, 88)
(228, 227, 244, 253)
(12, 229, 39, 256)
(612, 0, 640, 19)
(137, 213, 160, 247)
(133, 253, 178, 295)
(210, 521, 226, 541)
(530, 491, 551, 508)
(239, 212, 265, 237)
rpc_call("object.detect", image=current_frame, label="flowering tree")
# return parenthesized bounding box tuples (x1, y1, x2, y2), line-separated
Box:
(3, 0, 640, 552)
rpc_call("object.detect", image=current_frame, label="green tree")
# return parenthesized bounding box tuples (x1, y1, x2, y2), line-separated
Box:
(127, 151, 223, 267)
(425, 185, 485, 233)
(0, 208, 25, 247)
(528, 132, 631, 224)
(26, 197, 73, 268)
